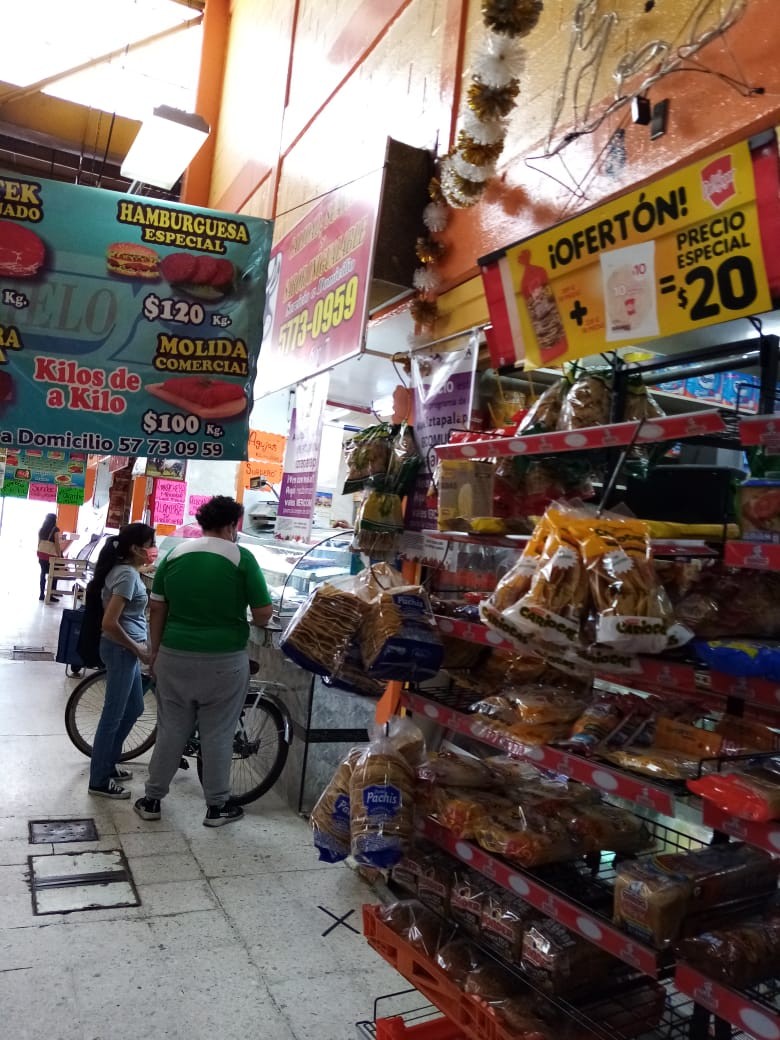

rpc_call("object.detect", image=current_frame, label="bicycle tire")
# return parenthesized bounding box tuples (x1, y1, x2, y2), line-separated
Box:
(196, 695, 289, 805)
(64, 670, 158, 761)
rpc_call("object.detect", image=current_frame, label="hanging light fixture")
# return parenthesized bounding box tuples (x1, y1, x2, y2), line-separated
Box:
(120, 104, 209, 190)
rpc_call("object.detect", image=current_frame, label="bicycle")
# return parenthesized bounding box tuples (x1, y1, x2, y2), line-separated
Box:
(64, 667, 293, 805)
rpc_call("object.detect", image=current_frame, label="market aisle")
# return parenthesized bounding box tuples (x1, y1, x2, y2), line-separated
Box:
(0, 660, 402, 1040)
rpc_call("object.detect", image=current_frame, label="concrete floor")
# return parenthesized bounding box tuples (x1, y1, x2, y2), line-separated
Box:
(0, 511, 403, 1040)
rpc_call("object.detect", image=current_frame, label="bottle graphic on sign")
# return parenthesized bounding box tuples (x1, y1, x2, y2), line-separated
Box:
(517, 249, 568, 363)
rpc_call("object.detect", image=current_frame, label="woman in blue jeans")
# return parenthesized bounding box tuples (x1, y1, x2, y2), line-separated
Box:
(88, 522, 157, 799)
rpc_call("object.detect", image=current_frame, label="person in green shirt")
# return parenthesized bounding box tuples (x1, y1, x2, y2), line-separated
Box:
(135, 496, 272, 827)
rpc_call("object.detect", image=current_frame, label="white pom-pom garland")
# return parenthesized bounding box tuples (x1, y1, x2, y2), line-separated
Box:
(422, 201, 449, 233)
(472, 33, 526, 88)
(413, 266, 442, 293)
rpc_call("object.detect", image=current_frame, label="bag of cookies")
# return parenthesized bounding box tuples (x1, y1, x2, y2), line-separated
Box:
(281, 582, 368, 675)
(310, 746, 364, 863)
(349, 734, 414, 868)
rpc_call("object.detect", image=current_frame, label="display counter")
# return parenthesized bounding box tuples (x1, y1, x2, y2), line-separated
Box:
(247, 624, 374, 815)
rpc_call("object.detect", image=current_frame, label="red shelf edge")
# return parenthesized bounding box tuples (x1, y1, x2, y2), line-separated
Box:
(434, 411, 725, 461)
(418, 816, 662, 978)
(701, 802, 780, 856)
(403, 691, 677, 818)
(675, 964, 780, 1040)
(724, 541, 780, 572)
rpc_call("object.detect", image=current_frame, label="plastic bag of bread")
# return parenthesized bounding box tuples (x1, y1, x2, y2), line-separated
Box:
(360, 585, 443, 682)
(378, 899, 451, 958)
(485, 757, 542, 787)
(481, 886, 539, 961)
(372, 716, 426, 768)
(435, 938, 481, 987)
(675, 908, 780, 988)
(567, 804, 652, 855)
(281, 582, 368, 675)
(491, 1000, 550, 1040)
(420, 787, 515, 840)
(481, 516, 552, 618)
(417, 750, 496, 789)
(510, 684, 592, 725)
(309, 746, 364, 863)
(349, 735, 414, 868)
(687, 763, 780, 822)
(614, 844, 779, 947)
(343, 422, 394, 493)
(506, 720, 573, 746)
(574, 516, 692, 654)
(450, 867, 489, 937)
(474, 807, 575, 867)
(603, 747, 706, 781)
(521, 919, 616, 997)
(416, 853, 455, 917)
(516, 378, 567, 434)
(557, 372, 612, 430)
(470, 695, 519, 726)
(501, 511, 589, 649)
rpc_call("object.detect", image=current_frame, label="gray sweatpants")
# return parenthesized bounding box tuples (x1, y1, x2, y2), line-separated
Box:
(145, 647, 249, 807)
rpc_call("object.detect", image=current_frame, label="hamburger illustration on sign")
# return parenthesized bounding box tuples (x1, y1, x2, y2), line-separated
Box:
(106, 242, 160, 279)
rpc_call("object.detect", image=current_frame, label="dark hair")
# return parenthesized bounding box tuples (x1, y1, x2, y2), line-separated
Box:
(196, 495, 244, 532)
(38, 513, 57, 541)
(92, 522, 156, 593)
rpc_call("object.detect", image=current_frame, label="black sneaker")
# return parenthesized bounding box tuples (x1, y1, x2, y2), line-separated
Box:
(112, 766, 133, 780)
(88, 779, 130, 800)
(203, 803, 243, 828)
(134, 796, 161, 821)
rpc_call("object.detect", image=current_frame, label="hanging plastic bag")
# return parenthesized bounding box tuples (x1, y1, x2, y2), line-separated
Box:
(350, 734, 415, 868)
(360, 585, 443, 681)
(280, 581, 368, 675)
(309, 746, 364, 863)
(342, 423, 394, 493)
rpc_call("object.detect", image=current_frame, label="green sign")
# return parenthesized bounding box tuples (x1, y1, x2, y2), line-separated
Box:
(0, 176, 273, 460)
(55, 485, 85, 505)
(1, 477, 29, 498)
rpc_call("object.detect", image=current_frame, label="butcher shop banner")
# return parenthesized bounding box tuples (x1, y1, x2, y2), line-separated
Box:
(0, 175, 273, 459)
(481, 139, 772, 370)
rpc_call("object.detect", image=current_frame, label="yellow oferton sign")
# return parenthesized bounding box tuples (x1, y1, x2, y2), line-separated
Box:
(485, 141, 771, 369)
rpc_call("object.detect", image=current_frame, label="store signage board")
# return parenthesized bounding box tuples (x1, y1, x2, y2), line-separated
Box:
(482, 140, 772, 369)
(1, 447, 86, 498)
(274, 372, 329, 542)
(186, 494, 210, 520)
(241, 429, 287, 488)
(255, 168, 383, 396)
(151, 479, 187, 526)
(0, 175, 273, 459)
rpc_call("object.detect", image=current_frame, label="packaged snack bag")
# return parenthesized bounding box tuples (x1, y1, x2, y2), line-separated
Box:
(281, 582, 368, 675)
(361, 585, 443, 681)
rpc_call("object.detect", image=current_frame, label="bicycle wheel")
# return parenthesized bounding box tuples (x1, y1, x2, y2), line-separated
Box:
(196, 692, 289, 805)
(64, 670, 158, 761)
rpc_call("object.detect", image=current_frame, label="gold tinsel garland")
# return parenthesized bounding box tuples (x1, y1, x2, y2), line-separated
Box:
(409, 1, 545, 332)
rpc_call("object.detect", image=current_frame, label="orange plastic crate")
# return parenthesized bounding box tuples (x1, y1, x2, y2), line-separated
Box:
(375, 1014, 467, 1040)
(363, 905, 524, 1040)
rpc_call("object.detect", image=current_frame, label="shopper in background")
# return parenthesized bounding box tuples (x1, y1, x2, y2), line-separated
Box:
(135, 495, 273, 827)
(87, 522, 157, 799)
(37, 512, 63, 602)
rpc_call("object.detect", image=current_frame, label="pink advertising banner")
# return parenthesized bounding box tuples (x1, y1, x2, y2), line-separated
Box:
(274, 373, 329, 542)
(256, 169, 383, 395)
